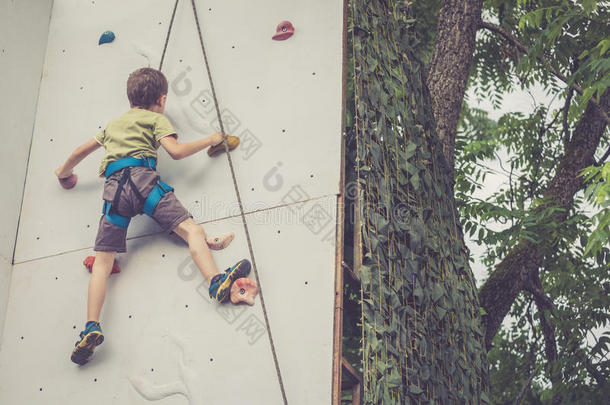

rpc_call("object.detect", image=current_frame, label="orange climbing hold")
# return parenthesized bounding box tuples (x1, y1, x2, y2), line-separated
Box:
(230, 278, 259, 306)
(83, 256, 121, 274)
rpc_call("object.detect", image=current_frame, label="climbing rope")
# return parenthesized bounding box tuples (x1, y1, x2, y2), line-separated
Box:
(159, 1, 288, 403)
(158, 0, 179, 71)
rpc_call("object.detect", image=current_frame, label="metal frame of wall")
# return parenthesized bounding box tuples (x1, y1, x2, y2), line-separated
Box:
(332, 1, 364, 403)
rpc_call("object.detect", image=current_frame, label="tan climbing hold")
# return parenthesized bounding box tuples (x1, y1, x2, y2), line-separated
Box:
(207, 232, 235, 250)
(207, 135, 240, 157)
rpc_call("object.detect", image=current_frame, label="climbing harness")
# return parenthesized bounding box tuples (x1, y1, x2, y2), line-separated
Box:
(101, 156, 173, 228)
(158, 1, 289, 403)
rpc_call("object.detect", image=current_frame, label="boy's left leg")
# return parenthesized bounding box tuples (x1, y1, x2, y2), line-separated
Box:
(172, 218, 219, 283)
(148, 185, 250, 303)
(71, 251, 115, 365)
(172, 218, 251, 303)
(87, 251, 117, 322)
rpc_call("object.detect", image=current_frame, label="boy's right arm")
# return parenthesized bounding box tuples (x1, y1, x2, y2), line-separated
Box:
(159, 132, 224, 160)
(55, 137, 101, 179)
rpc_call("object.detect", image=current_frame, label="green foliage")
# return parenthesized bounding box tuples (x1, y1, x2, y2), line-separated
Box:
(455, 0, 610, 403)
(349, 1, 490, 403)
(581, 163, 610, 257)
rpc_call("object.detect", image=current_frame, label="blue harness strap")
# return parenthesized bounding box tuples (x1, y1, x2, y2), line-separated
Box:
(102, 201, 131, 228)
(101, 156, 173, 227)
(143, 180, 174, 217)
(105, 156, 156, 178)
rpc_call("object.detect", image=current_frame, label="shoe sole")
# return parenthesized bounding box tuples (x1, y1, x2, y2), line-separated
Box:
(71, 331, 104, 365)
(216, 259, 251, 303)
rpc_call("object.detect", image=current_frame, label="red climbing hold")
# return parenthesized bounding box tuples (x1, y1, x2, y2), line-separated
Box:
(272, 21, 294, 41)
(58, 173, 78, 189)
(230, 278, 259, 306)
(83, 256, 121, 274)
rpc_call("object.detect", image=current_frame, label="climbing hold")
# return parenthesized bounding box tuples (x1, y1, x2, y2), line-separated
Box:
(98, 31, 115, 45)
(207, 135, 240, 157)
(230, 278, 259, 306)
(272, 21, 294, 41)
(58, 173, 78, 189)
(83, 256, 121, 274)
(207, 232, 235, 250)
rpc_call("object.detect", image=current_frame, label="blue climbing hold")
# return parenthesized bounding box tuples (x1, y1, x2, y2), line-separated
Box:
(98, 31, 115, 45)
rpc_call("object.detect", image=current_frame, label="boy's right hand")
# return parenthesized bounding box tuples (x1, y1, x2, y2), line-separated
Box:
(209, 131, 226, 147)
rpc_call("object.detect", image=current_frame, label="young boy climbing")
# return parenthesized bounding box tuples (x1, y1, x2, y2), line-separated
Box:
(55, 67, 250, 366)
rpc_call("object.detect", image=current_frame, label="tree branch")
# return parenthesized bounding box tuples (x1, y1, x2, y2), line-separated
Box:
(478, 20, 610, 126)
(563, 87, 574, 151)
(479, 89, 610, 350)
(513, 368, 538, 405)
(527, 270, 562, 404)
(596, 145, 610, 166)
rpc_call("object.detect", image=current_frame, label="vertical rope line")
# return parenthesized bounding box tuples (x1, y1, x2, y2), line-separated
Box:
(188, 1, 288, 403)
(158, 0, 180, 71)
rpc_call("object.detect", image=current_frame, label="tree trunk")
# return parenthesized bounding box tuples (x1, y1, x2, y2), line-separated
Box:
(427, 0, 483, 177)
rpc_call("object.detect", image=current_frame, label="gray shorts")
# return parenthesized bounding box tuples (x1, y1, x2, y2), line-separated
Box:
(94, 166, 192, 253)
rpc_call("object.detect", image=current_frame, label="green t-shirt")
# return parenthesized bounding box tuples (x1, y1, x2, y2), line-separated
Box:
(95, 108, 177, 176)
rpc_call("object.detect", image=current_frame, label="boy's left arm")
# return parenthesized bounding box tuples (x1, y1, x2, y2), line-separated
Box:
(55, 138, 101, 179)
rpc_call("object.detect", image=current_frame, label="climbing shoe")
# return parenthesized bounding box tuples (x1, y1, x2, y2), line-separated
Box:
(71, 321, 104, 365)
(209, 259, 251, 303)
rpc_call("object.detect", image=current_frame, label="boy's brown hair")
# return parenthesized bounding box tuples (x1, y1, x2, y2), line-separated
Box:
(126, 68, 168, 108)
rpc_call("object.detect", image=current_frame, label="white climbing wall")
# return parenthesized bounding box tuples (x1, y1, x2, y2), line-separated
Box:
(0, 0, 54, 346)
(0, 0, 344, 404)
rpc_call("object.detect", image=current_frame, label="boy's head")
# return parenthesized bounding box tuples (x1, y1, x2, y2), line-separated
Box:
(127, 67, 168, 111)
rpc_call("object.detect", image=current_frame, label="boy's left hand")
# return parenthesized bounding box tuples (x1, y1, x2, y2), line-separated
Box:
(55, 166, 72, 179)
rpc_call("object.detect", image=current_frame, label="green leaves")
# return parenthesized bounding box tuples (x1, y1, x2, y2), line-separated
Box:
(350, 1, 490, 403)
(581, 163, 610, 257)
